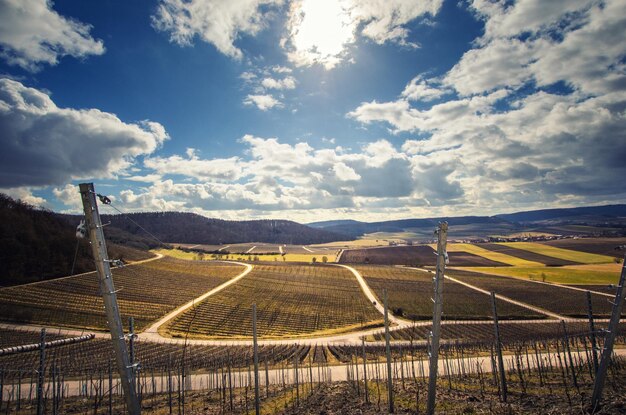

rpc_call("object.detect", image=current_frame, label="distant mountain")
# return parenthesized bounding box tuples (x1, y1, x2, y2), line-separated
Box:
(95, 212, 346, 245)
(310, 205, 626, 240)
(494, 204, 626, 223)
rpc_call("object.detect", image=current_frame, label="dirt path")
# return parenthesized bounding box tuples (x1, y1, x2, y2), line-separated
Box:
(141, 261, 253, 337)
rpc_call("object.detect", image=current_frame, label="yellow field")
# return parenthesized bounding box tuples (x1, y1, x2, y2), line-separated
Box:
(498, 242, 615, 264)
(445, 243, 544, 267)
(310, 239, 391, 248)
(461, 266, 620, 285)
(562, 263, 623, 272)
(155, 249, 336, 263)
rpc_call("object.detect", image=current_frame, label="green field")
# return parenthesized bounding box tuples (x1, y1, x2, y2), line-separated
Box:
(498, 242, 615, 264)
(461, 266, 620, 285)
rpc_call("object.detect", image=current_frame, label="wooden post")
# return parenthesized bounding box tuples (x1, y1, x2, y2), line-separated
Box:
(383, 288, 394, 413)
(491, 292, 507, 402)
(426, 222, 448, 415)
(37, 328, 46, 415)
(586, 290, 599, 375)
(252, 304, 260, 415)
(362, 338, 369, 404)
(591, 257, 626, 411)
(79, 183, 140, 415)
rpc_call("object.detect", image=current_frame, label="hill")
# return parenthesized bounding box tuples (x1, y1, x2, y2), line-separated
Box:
(309, 205, 626, 240)
(95, 212, 346, 245)
(0, 195, 154, 286)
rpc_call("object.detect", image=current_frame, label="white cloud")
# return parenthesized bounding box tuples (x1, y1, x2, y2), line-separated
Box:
(348, 0, 443, 46)
(272, 65, 292, 73)
(52, 183, 82, 210)
(1, 186, 48, 207)
(0, 0, 105, 71)
(144, 153, 243, 181)
(152, 0, 283, 59)
(261, 76, 296, 90)
(283, 0, 443, 69)
(0, 78, 168, 188)
(244, 94, 283, 110)
(332, 162, 360, 181)
(401, 76, 447, 101)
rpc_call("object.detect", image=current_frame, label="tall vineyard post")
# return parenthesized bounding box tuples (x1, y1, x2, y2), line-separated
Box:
(591, 255, 626, 412)
(79, 182, 141, 415)
(491, 291, 507, 402)
(383, 288, 394, 413)
(252, 304, 260, 415)
(426, 221, 448, 415)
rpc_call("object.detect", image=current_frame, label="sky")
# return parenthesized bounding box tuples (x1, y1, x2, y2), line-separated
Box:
(0, 0, 625, 223)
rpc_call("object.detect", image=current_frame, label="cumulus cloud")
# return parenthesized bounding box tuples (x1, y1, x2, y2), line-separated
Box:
(0, 78, 168, 188)
(261, 76, 296, 90)
(0, 186, 48, 207)
(282, 0, 443, 69)
(152, 0, 283, 60)
(244, 94, 283, 110)
(0, 0, 105, 71)
(346, 0, 626, 211)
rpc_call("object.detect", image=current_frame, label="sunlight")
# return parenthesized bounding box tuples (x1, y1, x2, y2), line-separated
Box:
(286, 0, 356, 69)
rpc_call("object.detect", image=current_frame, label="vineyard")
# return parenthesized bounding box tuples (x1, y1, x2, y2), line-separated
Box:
(447, 269, 616, 317)
(355, 265, 541, 320)
(165, 263, 383, 339)
(339, 245, 508, 267)
(0, 257, 246, 330)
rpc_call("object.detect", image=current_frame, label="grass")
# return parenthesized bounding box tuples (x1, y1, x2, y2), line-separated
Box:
(445, 243, 544, 267)
(155, 248, 336, 263)
(498, 242, 615, 264)
(460, 265, 620, 285)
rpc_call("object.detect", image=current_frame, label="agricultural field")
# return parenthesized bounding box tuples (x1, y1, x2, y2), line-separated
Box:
(355, 266, 540, 320)
(537, 237, 626, 259)
(0, 331, 310, 375)
(367, 320, 621, 344)
(0, 257, 246, 331)
(445, 243, 543, 267)
(497, 242, 615, 264)
(157, 248, 336, 263)
(461, 265, 621, 285)
(447, 269, 616, 317)
(340, 245, 507, 267)
(165, 263, 382, 339)
(477, 243, 580, 266)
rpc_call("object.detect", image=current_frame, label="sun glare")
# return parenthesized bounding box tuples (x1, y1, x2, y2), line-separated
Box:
(286, 0, 356, 69)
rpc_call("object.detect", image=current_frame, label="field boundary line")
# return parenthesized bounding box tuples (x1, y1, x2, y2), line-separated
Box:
(443, 274, 567, 320)
(217, 245, 230, 252)
(449, 266, 614, 298)
(302, 245, 314, 253)
(333, 264, 411, 327)
(141, 261, 253, 336)
(245, 246, 256, 254)
(1, 252, 164, 289)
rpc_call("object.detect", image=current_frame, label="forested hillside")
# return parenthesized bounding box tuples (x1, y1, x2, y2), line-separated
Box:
(98, 212, 346, 245)
(0, 195, 153, 286)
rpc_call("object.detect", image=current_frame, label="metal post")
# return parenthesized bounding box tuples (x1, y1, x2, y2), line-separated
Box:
(586, 290, 599, 375)
(37, 328, 46, 415)
(491, 291, 507, 402)
(79, 183, 141, 415)
(383, 289, 394, 413)
(591, 257, 626, 412)
(426, 222, 448, 415)
(252, 304, 260, 415)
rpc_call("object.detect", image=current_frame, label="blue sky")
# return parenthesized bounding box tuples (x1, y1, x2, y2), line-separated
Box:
(0, 0, 625, 222)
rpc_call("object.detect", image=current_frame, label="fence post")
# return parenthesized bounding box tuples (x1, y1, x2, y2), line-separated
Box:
(252, 304, 260, 415)
(491, 291, 507, 402)
(426, 221, 448, 415)
(591, 257, 626, 412)
(37, 328, 46, 415)
(362, 337, 369, 404)
(586, 290, 599, 375)
(383, 288, 394, 413)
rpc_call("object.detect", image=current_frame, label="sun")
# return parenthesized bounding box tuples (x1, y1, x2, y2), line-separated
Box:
(285, 0, 356, 69)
